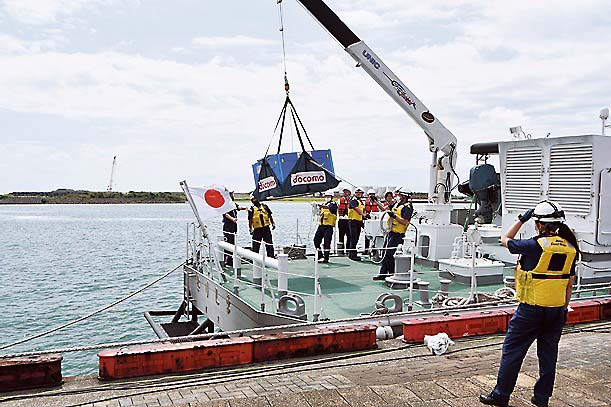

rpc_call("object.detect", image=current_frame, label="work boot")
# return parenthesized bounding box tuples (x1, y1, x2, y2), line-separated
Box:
(322, 251, 330, 263)
(317, 249, 323, 260)
(478, 393, 508, 407)
(372, 274, 389, 281)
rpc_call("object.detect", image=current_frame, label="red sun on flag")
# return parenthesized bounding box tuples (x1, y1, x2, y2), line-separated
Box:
(203, 189, 226, 208)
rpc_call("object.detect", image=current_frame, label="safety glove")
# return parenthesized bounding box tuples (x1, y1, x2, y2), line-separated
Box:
(518, 208, 534, 223)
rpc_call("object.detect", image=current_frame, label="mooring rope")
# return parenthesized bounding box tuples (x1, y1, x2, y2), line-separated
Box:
(0, 298, 520, 358)
(0, 261, 185, 351)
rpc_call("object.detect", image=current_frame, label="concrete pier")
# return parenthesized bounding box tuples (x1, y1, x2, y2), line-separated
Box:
(1, 323, 610, 407)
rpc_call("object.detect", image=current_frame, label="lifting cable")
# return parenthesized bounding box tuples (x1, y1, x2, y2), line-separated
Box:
(261, 0, 292, 158)
(0, 261, 185, 351)
(264, 1, 360, 192)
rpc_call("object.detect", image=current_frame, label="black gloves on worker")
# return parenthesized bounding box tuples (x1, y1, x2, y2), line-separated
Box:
(518, 208, 534, 223)
(387, 210, 397, 219)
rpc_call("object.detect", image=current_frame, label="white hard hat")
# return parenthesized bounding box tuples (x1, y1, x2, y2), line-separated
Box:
(367, 188, 376, 195)
(533, 200, 565, 223)
(355, 187, 364, 193)
(396, 187, 412, 196)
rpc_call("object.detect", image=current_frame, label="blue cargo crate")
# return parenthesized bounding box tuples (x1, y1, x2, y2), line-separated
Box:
(252, 149, 336, 184)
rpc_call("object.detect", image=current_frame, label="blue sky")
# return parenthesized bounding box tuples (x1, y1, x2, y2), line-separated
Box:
(0, 0, 610, 193)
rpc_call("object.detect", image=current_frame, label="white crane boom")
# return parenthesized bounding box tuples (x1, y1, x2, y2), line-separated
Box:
(295, 0, 458, 203)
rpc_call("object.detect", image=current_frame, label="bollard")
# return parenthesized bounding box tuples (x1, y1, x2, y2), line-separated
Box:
(439, 279, 451, 296)
(418, 281, 431, 308)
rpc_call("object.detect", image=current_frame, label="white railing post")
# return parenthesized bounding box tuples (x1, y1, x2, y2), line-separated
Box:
(470, 242, 478, 301)
(277, 254, 289, 298)
(253, 238, 263, 286)
(260, 244, 267, 312)
(313, 257, 320, 322)
(233, 231, 239, 295)
(408, 240, 415, 311)
(576, 248, 583, 298)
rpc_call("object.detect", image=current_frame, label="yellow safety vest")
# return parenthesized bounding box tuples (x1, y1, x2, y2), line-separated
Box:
(251, 205, 271, 229)
(515, 236, 576, 307)
(390, 204, 410, 234)
(348, 199, 364, 221)
(319, 204, 337, 226)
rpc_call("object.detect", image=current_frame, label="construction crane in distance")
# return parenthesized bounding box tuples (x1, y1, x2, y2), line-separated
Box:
(107, 156, 117, 192)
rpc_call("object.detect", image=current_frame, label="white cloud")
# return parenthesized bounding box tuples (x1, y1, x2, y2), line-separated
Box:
(1, 0, 103, 24)
(0, 33, 66, 54)
(191, 35, 275, 48)
(339, 10, 387, 29)
(0, 0, 610, 193)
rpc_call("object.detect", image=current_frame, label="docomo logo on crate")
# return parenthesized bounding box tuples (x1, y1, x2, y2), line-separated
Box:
(258, 176, 277, 192)
(291, 171, 326, 186)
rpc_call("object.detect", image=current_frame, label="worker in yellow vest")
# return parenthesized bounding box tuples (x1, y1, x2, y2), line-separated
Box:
(347, 187, 366, 261)
(373, 188, 413, 281)
(480, 201, 578, 407)
(248, 194, 276, 259)
(337, 187, 352, 255)
(313, 191, 338, 263)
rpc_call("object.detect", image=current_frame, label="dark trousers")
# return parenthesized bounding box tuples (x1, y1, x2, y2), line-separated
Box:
(252, 226, 274, 258)
(338, 219, 350, 252)
(222, 224, 237, 266)
(379, 232, 404, 276)
(313, 225, 333, 260)
(348, 220, 362, 258)
(492, 303, 567, 404)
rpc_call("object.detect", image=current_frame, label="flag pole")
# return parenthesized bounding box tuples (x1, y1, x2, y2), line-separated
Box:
(181, 180, 206, 234)
(180, 180, 225, 280)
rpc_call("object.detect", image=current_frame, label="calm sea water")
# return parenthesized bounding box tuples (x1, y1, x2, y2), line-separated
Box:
(0, 203, 319, 376)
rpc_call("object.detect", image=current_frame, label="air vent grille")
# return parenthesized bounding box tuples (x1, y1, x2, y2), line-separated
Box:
(505, 147, 543, 211)
(549, 144, 593, 214)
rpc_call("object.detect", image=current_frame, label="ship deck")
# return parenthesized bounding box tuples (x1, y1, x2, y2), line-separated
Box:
(218, 254, 514, 321)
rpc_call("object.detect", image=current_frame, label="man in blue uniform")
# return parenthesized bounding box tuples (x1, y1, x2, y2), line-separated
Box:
(313, 191, 338, 263)
(373, 188, 413, 281)
(337, 187, 351, 255)
(480, 201, 579, 407)
(221, 191, 246, 267)
(347, 187, 366, 261)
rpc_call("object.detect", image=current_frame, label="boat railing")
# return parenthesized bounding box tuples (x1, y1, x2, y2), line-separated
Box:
(187, 224, 611, 320)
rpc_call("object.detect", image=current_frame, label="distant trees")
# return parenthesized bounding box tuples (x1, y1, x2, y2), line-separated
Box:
(2, 190, 186, 204)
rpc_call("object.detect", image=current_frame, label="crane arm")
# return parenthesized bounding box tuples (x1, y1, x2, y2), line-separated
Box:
(296, 0, 456, 155)
(295, 0, 458, 203)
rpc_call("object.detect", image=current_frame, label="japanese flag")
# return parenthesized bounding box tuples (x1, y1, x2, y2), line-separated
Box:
(186, 185, 236, 220)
